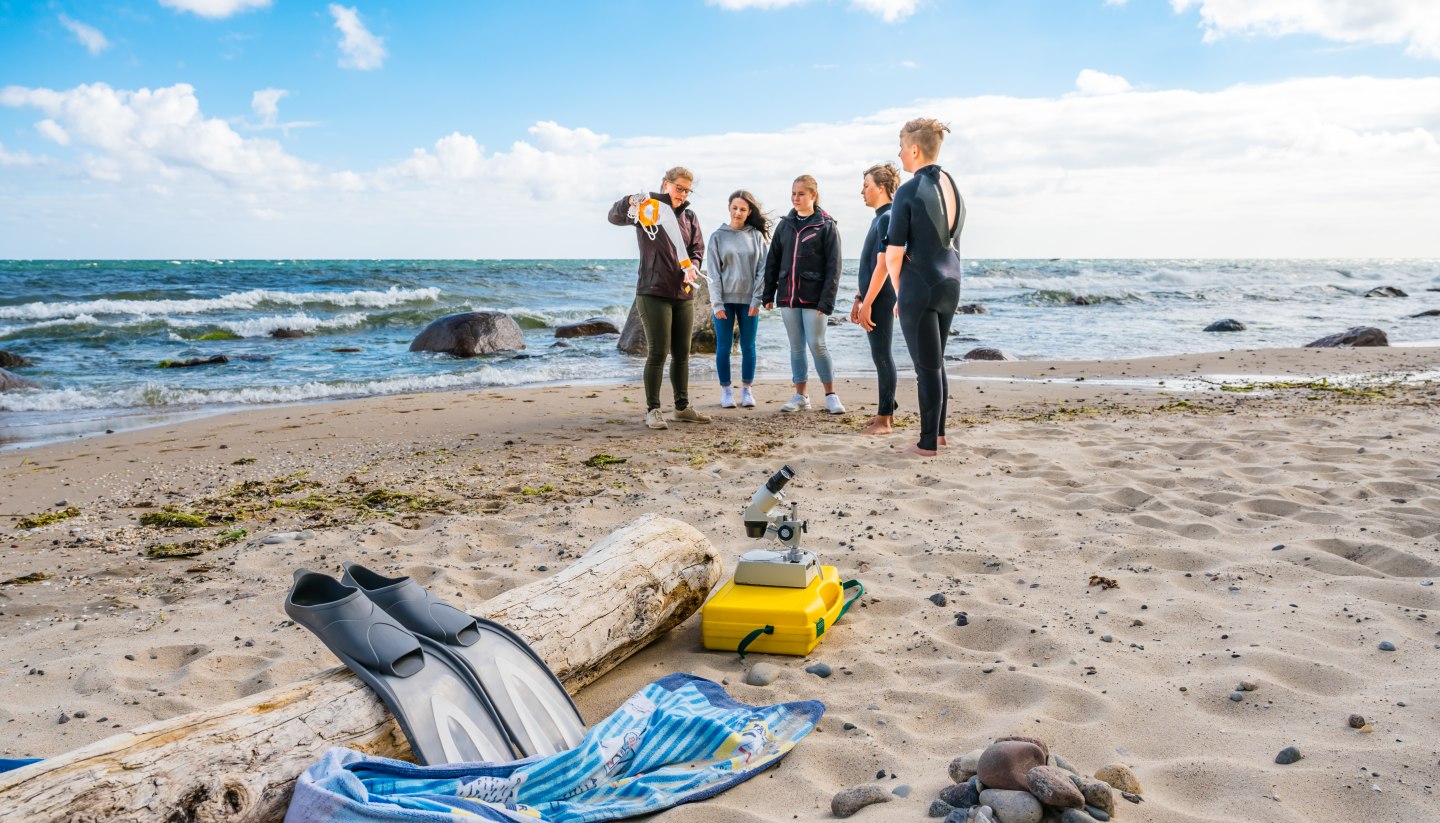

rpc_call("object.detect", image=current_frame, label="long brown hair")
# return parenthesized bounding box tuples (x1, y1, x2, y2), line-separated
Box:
(728, 190, 772, 241)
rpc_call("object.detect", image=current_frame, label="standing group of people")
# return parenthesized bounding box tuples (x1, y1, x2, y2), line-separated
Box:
(607, 117, 964, 457)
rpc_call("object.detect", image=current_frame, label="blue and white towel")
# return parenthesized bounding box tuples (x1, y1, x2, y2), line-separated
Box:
(286, 673, 824, 822)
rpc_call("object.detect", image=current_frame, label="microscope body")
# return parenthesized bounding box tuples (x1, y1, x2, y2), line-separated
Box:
(735, 466, 818, 588)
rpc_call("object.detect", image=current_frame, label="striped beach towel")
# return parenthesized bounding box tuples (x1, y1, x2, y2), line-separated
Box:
(285, 673, 824, 822)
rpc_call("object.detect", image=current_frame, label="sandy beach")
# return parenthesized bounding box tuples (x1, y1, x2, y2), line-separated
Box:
(2, 346, 1438, 821)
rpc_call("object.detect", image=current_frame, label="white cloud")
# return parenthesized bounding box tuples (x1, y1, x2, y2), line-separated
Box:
(0, 142, 43, 167)
(1075, 69, 1132, 95)
(709, 0, 916, 22)
(329, 4, 387, 70)
(1171, 0, 1440, 58)
(0, 82, 317, 189)
(58, 14, 110, 55)
(3, 76, 1439, 258)
(1105, 0, 1128, 7)
(158, 0, 270, 18)
(251, 88, 287, 127)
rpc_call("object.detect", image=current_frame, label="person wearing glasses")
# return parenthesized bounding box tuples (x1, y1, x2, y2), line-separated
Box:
(761, 175, 845, 415)
(707, 190, 770, 409)
(608, 167, 711, 430)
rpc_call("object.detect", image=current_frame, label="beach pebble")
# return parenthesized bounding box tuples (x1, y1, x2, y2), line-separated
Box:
(831, 784, 891, 818)
(1093, 764, 1142, 794)
(979, 788, 1043, 823)
(929, 799, 955, 818)
(744, 663, 780, 687)
(73, 710, 87, 719)
(805, 662, 832, 678)
(1084, 807, 1111, 822)
(939, 775, 982, 808)
(1069, 775, 1116, 816)
(1059, 810, 1100, 823)
(1238, 680, 1258, 691)
(1026, 765, 1085, 808)
(956, 613, 969, 627)
(930, 592, 948, 607)
(1052, 753, 1079, 775)
(1378, 640, 1396, 651)
(1230, 691, 1244, 702)
(1100, 634, 1113, 643)
(979, 740, 1047, 791)
(842, 722, 857, 731)
(950, 749, 984, 782)
(1348, 714, 1366, 729)
(892, 784, 912, 798)
(1275, 746, 1303, 765)
(57, 712, 70, 724)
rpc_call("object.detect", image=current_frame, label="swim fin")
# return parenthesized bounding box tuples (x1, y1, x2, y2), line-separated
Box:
(284, 569, 518, 765)
(341, 561, 587, 758)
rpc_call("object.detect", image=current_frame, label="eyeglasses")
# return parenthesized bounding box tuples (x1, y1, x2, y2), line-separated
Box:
(670, 183, 693, 196)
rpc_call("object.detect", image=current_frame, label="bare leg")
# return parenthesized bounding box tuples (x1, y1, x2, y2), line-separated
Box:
(795, 382, 807, 398)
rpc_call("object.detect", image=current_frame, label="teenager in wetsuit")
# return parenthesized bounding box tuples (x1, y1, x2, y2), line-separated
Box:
(884, 118, 964, 457)
(852, 162, 901, 435)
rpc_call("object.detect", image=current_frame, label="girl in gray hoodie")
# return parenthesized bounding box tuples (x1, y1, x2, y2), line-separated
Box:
(707, 190, 770, 408)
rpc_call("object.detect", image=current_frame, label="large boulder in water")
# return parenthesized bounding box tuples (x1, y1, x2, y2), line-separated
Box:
(555, 317, 620, 339)
(1364, 286, 1407, 298)
(0, 350, 34, 369)
(0, 367, 39, 391)
(1204, 319, 1246, 332)
(410, 312, 525, 357)
(617, 279, 717, 356)
(1305, 326, 1389, 348)
(957, 303, 987, 315)
(963, 347, 1017, 361)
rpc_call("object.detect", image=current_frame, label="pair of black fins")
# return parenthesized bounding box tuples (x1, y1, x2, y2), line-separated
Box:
(285, 562, 586, 765)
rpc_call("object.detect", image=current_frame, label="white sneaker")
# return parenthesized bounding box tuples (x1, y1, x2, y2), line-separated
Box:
(825, 393, 846, 414)
(740, 387, 756, 407)
(780, 393, 811, 412)
(719, 386, 736, 408)
(645, 408, 668, 429)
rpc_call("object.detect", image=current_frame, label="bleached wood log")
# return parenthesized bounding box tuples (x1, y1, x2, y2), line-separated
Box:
(0, 513, 722, 823)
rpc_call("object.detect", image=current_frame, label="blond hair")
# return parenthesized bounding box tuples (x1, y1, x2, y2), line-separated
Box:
(663, 166, 694, 184)
(793, 174, 819, 206)
(863, 162, 900, 197)
(899, 118, 950, 160)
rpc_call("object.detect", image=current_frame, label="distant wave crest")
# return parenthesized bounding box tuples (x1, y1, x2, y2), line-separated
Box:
(0, 286, 442, 321)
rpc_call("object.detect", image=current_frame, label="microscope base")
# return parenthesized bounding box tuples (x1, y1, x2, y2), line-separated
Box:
(733, 550, 819, 588)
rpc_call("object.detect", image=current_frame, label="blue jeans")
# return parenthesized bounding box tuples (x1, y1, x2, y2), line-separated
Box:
(714, 303, 758, 386)
(780, 307, 834, 386)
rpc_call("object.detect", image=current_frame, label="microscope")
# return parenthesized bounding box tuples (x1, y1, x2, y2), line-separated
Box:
(734, 465, 819, 588)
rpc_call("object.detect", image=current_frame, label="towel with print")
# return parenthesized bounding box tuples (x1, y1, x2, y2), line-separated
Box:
(285, 673, 824, 822)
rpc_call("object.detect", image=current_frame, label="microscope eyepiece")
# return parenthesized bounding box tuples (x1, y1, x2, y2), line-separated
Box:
(765, 465, 796, 495)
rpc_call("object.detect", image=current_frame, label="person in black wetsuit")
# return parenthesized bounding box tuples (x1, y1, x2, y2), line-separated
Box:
(852, 162, 901, 435)
(884, 118, 964, 457)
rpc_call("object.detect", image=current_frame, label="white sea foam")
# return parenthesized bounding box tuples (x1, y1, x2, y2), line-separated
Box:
(167, 312, 370, 338)
(0, 286, 442, 321)
(0, 361, 630, 412)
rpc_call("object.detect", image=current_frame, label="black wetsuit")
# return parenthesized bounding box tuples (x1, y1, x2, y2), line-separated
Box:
(859, 203, 897, 416)
(886, 165, 965, 451)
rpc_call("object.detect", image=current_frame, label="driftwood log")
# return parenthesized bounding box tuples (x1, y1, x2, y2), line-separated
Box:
(0, 513, 722, 823)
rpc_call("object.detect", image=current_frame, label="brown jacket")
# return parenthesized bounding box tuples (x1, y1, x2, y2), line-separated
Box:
(608, 192, 705, 301)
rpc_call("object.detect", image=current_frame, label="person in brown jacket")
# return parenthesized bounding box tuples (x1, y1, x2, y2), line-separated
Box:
(608, 166, 711, 429)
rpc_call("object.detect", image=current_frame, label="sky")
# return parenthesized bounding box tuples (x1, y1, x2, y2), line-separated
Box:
(1, 0, 1438, 259)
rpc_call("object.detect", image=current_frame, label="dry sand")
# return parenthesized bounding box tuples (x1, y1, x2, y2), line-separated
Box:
(2, 346, 1438, 821)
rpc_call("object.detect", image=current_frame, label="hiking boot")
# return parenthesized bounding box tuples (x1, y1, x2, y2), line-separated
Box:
(780, 393, 811, 412)
(674, 406, 712, 424)
(645, 408, 668, 429)
(824, 393, 846, 415)
(719, 386, 736, 408)
(740, 387, 756, 407)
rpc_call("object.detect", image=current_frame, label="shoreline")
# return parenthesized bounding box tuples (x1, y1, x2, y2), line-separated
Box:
(2, 346, 1438, 821)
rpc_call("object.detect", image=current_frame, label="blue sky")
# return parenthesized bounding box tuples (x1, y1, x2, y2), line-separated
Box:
(1, 1, 1438, 258)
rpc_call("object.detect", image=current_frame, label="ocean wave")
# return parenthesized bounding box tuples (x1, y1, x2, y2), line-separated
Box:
(0, 286, 442, 321)
(169, 312, 371, 338)
(0, 362, 630, 412)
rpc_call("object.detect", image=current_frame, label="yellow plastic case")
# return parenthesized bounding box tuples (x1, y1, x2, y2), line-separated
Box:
(700, 565, 862, 657)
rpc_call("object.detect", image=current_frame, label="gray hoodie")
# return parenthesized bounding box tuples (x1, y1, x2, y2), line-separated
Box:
(705, 224, 767, 312)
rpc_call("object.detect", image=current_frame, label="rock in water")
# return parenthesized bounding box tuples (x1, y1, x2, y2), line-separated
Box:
(1204, 318, 1246, 332)
(978, 740, 1047, 791)
(978, 788, 1043, 823)
(1027, 765, 1085, 808)
(957, 303, 988, 314)
(555, 317, 621, 339)
(0, 367, 39, 391)
(1275, 746, 1303, 765)
(616, 279, 717, 356)
(0, 350, 34, 369)
(1304, 326, 1388, 348)
(1364, 286, 1408, 298)
(963, 347, 1017, 361)
(410, 312, 525, 357)
(831, 784, 891, 818)
(270, 328, 306, 339)
(744, 662, 780, 686)
(157, 355, 228, 369)
(1093, 763, 1142, 794)
(1409, 309, 1440, 318)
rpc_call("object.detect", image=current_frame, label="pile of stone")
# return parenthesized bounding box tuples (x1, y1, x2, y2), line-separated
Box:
(931, 736, 1142, 823)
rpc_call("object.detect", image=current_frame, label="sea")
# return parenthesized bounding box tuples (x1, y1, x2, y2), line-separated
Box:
(1, 258, 1438, 449)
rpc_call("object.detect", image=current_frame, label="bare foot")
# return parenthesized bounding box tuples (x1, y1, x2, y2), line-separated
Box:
(859, 416, 893, 436)
(938, 436, 948, 448)
(896, 443, 938, 457)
